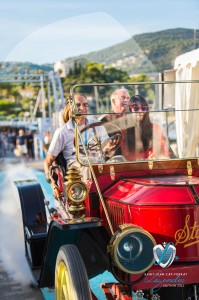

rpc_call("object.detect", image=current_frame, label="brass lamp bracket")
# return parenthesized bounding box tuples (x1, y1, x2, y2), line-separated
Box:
(110, 166, 115, 180)
(187, 161, 192, 176)
(148, 160, 153, 170)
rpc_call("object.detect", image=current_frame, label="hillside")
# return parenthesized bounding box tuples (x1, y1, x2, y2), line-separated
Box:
(65, 28, 199, 75)
(0, 28, 198, 76)
(0, 61, 53, 76)
(134, 28, 198, 72)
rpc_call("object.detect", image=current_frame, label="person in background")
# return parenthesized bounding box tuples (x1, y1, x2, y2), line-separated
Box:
(110, 88, 130, 114)
(0, 132, 7, 157)
(16, 129, 28, 158)
(43, 131, 51, 156)
(100, 88, 130, 123)
(7, 129, 16, 152)
(27, 130, 34, 159)
(100, 88, 130, 157)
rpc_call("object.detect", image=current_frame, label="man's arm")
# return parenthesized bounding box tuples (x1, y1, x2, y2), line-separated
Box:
(44, 153, 56, 182)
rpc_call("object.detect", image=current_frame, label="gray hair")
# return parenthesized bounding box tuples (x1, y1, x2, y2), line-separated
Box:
(110, 88, 130, 100)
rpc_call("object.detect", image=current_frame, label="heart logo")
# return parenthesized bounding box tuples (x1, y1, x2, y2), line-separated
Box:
(153, 243, 176, 268)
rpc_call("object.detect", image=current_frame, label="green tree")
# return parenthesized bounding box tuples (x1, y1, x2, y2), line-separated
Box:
(10, 86, 21, 103)
(63, 61, 130, 94)
(104, 66, 129, 82)
(129, 74, 152, 98)
(0, 99, 21, 117)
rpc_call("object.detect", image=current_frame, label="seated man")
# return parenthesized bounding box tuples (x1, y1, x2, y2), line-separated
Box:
(44, 93, 111, 218)
(44, 93, 109, 183)
(100, 88, 131, 159)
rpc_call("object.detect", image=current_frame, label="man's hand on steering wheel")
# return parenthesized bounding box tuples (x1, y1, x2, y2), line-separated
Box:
(78, 121, 122, 157)
(102, 134, 121, 157)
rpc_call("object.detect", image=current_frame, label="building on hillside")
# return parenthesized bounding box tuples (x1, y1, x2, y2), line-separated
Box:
(20, 87, 35, 98)
(54, 60, 74, 78)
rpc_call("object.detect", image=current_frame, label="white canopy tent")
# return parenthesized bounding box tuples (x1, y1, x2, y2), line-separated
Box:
(174, 49, 199, 157)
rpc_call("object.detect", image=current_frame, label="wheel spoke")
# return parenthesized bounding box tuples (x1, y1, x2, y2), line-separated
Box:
(62, 284, 68, 299)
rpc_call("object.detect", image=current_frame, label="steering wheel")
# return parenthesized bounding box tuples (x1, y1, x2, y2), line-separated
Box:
(79, 121, 122, 157)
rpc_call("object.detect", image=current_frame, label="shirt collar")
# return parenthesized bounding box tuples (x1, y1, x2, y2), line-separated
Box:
(66, 119, 74, 130)
(66, 118, 89, 130)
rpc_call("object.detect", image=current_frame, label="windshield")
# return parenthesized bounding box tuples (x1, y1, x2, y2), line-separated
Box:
(70, 82, 199, 165)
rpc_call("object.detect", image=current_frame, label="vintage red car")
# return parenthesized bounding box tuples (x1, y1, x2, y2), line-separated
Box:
(16, 81, 199, 300)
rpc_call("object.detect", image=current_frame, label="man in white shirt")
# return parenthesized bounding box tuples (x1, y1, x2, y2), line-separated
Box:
(44, 93, 108, 182)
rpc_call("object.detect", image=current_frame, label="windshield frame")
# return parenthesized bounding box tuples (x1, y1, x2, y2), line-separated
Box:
(69, 81, 199, 166)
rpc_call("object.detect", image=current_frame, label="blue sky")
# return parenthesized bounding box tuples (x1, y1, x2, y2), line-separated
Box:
(1, 0, 199, 64)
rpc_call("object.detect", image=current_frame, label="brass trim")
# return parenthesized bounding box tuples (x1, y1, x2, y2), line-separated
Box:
(110, 225, 156, 274)
(98, 165, 103, 173)
(68, 204, 85, 213)
(91, 158, 199, 178)
(65, 166, 82, 183)
(148, 160, 153, 170)
(74, 124, 114, 235)
(187, 161, 192, 176)
(110, 166, 115, 180)
(67, 182, 88, 203)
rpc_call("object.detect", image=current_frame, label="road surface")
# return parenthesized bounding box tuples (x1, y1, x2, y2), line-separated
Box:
(0, 157, 45, 300)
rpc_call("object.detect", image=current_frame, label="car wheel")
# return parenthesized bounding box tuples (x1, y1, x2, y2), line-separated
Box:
(55, 244, 92, 300)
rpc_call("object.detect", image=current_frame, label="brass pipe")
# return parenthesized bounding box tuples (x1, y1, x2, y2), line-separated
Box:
(75, 122, 114, 235)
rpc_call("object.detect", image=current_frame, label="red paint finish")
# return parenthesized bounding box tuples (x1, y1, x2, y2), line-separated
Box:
(103, 176, 198, 205)
(101, 175, 199, 261)
(131, 206, 199, 260)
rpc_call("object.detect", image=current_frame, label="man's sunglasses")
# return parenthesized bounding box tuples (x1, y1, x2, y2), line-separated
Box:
(129, 105, 148, 112)
(76, 103, 89, 108)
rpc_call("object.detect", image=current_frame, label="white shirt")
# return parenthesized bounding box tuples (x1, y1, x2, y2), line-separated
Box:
(48, 119, 108, 163)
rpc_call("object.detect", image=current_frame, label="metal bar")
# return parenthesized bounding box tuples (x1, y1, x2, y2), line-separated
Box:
(0, 74, 49, 83)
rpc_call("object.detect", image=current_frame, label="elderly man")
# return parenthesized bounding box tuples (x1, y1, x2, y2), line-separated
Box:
(110, 88, 130, 113)
(100, 88, 130, 157)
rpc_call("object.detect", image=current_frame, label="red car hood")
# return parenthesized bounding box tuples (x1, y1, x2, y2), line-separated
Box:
(103, 175, 199, 205)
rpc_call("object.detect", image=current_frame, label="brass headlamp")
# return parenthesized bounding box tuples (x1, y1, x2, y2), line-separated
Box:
(108, 224, 156, 274)
(64, 166, 88, 218)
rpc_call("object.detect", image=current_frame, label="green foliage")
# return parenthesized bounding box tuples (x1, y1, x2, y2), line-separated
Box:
(104, 67, 129, 82)
(0, 111, 8, 116)
(0, 99, 19, 109)
(63, 61, 130, 93)
(20, 97, 33, 110)
(7, 114, 17, 119)
(129, 74, 153, 99)
(18, 111, 25, 117)
(0, 99, 22, 117)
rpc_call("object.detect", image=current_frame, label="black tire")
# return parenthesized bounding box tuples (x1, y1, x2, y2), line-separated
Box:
(55, 244, 92, 300)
